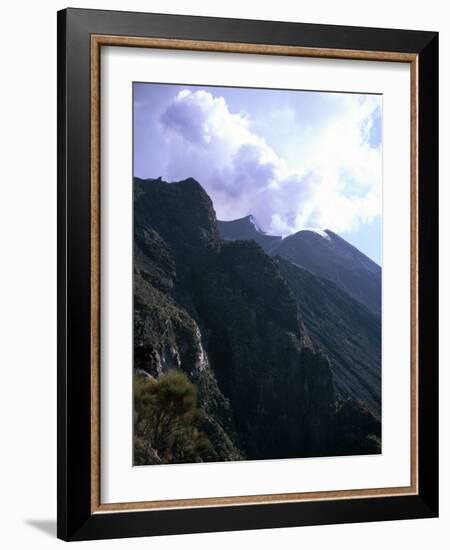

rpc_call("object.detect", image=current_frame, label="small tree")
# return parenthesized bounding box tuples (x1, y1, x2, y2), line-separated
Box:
(134, 370, 212, 464)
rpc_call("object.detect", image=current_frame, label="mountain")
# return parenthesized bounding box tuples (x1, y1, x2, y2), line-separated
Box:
(133, 176, 381, 464)
(217, 215, 381, 417)
(218, 216, 381, 315)
(275, 257, 381, 418)
(274, 229, 381, 315)
(218, 216, 281, 253)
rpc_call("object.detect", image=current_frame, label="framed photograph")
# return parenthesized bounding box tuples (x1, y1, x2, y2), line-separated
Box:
(57, 8, 438, 541)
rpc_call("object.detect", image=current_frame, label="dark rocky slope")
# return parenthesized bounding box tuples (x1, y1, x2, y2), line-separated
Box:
(218, 215, 281, 253)
(274, 229, 381, 315)
(275, 257, 381, 418)
(134, 177, 381, 463)
(218, 217, 381, 315)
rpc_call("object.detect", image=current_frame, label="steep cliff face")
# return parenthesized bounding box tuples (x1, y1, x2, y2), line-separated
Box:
(134, 177, 381, 463)
(189, 239, 336, 459)
(275, 257, 381, 419)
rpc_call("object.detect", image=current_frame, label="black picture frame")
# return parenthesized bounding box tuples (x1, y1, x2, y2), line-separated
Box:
(57, 7, 438, 541)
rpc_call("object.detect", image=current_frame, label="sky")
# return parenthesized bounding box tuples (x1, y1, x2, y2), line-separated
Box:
(134, 82, 382, 264)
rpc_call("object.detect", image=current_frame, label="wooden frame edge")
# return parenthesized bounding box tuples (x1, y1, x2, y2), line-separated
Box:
(410, 55, 419, 496)
(91, 34, 101, 513)
(91, 34, 417, 62)
(89, 34, 419, 514)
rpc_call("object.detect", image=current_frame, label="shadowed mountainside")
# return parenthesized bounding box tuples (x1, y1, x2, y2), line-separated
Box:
(218, 215, 282, 253)
(218, 217, 381, 315)
(134, 177, 381, 464)
(275, 257, 381, 418)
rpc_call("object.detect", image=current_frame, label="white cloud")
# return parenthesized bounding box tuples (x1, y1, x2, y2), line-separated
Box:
(159, 89, 381, 236)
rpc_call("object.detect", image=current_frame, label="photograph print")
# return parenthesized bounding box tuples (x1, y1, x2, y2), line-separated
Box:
(133, 82, 382, 466)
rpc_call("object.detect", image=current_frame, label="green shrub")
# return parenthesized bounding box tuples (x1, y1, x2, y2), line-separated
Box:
(134, 370, 213, 465)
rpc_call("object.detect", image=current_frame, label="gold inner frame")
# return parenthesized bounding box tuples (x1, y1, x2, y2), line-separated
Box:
(90, 35, 419, 514)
